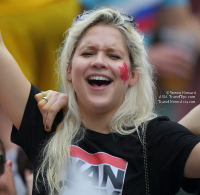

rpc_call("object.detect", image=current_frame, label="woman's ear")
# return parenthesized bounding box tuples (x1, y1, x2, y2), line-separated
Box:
(128, 70, 139, 87)
(67, 66, 72, 82)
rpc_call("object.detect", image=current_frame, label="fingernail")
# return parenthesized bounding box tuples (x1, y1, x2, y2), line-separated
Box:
(45, 125, 49, 130)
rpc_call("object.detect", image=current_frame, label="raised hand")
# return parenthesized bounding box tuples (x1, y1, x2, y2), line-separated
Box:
(148, 43, 194, 80)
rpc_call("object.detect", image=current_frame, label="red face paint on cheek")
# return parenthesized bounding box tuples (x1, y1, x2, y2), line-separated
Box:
(118, 62, 129, 84)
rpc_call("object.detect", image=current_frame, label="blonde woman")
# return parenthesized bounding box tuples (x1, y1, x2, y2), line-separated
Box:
(0, 8, 200, 195)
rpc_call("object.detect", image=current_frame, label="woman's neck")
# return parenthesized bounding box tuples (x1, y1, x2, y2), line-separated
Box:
(80, 110, 113, 134)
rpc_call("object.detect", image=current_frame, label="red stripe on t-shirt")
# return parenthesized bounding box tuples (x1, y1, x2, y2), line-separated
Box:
(70, 145, 127, 170)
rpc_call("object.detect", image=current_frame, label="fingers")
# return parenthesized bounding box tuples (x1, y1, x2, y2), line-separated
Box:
(35, 90, 55, 131)
(34, 92, 44, 102)
(34, 91, 68, 132)
(44, 99, 65, 130)
(44, 92, 68, 131)
(35, 91, 50, 130)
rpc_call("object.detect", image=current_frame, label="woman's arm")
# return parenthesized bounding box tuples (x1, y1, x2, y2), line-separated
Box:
(0, 32, 31, 129)
(184, 142, 200, 178)
(176, 104, 200, 177)
(178, 104, 200, 136)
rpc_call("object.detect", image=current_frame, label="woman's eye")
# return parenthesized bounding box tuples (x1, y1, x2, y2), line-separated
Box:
(81, 52, 93, 56)
(109, 54, 120, 59)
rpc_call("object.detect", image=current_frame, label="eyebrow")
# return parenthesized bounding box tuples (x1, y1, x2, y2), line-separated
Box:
(78, 45, 126, 55)
(79, 45, 96, 51)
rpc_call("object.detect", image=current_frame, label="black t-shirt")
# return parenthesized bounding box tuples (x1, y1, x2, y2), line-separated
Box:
(11, 85, 200, 195)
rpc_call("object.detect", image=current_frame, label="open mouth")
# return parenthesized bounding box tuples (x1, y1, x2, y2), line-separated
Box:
(87, 76, 112, 86)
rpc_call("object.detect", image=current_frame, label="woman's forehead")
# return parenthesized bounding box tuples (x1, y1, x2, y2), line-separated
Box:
(76, 24, 129, 54)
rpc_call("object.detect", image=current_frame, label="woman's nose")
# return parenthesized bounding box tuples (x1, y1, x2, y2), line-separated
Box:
(90, 53, 108, 69)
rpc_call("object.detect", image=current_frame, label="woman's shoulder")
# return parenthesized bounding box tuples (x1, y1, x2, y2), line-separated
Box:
(146, 116, 200, 148)
(147, 116, 184, 134)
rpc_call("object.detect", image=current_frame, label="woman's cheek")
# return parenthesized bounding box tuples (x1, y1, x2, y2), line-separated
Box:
(118, 62, 129, 84)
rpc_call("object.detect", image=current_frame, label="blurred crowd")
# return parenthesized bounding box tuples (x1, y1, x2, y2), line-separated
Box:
(0, 0, 200, 194)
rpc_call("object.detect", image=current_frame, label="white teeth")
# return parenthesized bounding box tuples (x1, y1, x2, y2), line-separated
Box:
(88, 76, 110, 81)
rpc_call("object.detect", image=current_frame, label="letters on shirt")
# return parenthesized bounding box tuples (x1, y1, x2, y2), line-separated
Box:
(60, 145, 128, 195)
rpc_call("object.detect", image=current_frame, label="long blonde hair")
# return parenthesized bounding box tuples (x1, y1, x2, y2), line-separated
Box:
(36, 8, 157, 194)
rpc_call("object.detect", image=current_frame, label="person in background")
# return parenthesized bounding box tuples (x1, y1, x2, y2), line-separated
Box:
(176, 1, 200, 194)
(0, 116, 33, 195)
(0, 138, 16, 195)
(17, 148, 33, 195)
(0, 106, 27, 195)
(174, 0, 200, 122)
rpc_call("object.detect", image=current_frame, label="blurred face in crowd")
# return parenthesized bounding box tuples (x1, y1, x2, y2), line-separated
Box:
(0, 153, 16, 195)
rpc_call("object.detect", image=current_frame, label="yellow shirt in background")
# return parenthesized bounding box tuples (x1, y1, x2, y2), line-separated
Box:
(0, 0, 81, 90)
